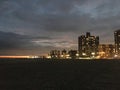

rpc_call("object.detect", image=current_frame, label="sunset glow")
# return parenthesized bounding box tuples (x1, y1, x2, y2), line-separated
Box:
(0, 56, 30, 58)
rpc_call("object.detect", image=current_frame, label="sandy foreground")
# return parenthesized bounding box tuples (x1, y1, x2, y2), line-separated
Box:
(0, 59, 120, 90)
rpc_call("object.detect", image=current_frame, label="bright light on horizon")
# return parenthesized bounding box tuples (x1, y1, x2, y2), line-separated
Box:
(0, 56, 31, 58)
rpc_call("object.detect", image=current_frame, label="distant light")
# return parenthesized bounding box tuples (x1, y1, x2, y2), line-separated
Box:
(79, 57, 91, 59)
(114, 54, 118, 57)
(66, 54, 70, 57)
(47, 56, 51, 59)
(61, 55, 64, 57)
(91, 52, 95, 55)
(67, 57, 71, 59)
(28, 56, 39, 59)
(76, 53, 79, 56)
(82, 53, 86, 56)
(0, 56, 30, 58)
(99, 52, 105, 54)
(96, 56, 100, 59)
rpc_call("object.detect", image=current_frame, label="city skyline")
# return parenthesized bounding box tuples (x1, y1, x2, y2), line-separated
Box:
(47, 32, 117, 59)
(0, 0, 120, 55)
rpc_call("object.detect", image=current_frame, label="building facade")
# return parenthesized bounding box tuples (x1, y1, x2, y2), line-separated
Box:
(68, 50, 77, 59)
(98, 44, 115, 58)
(49, 50, 60, 59)
(114, 30, 120, 55)
(78, 32, 99, 57)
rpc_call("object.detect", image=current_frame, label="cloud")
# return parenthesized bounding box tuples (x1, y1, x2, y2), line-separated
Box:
(0, 31, 54, 49)
(0, 31, 32, 50)
(0, 0, 120, 33)
(0, 0, 120, 55)
(0, 31, 76, 55)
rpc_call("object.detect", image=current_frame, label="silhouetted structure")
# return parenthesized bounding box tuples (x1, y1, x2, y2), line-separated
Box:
(68, 50, 77, 59)
(61, 49, 67, 59)
(114, 30, 120, 55)
(78, 32, 99, 57)
(50, 50, 60, 59)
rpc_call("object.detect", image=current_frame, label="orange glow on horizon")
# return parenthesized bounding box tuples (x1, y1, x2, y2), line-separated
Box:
(0, 56, 30, 58)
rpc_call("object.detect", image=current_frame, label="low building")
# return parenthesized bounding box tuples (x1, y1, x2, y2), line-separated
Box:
(49, 50, 60, 59)
(68, 50, 77, 59)
(98, 44, 115, 58)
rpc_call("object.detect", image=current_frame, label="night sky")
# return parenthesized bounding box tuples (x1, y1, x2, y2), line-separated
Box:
(0, 0, 120, 55)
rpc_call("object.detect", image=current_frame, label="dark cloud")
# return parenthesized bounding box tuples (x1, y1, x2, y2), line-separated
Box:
(0, 0, 119, 55)
(0, 31, 53, 50)
(0, 31, 34, 50)
(1, 0, 120, 33)
(0, 31, 73, 55)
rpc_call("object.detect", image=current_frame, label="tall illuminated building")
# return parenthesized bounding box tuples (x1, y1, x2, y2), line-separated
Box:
(114, 30, 120, 55)
(78, 32, 99, 57)
(78, 35, 86, 56)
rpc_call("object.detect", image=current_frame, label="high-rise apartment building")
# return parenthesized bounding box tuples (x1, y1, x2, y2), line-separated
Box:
(114, 30, 120, 55)
(78, 32, 99, 57)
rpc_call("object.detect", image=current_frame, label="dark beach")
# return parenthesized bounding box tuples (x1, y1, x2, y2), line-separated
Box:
(0, 59, 120, 90)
